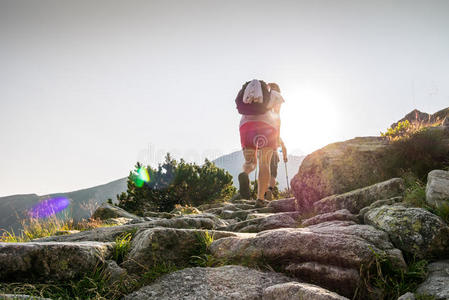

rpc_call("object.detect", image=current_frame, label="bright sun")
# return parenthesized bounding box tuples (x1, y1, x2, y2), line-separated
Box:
(280, 84, 341, 156)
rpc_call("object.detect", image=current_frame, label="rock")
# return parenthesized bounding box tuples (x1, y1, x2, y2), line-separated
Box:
(143, 211, 174, 218)
(103, 259, 127, 284)
(177, 213, 229, 228)
(92, 203, 143, 221)
(263, 282, 349, 300)
(390, 109, 432, 129)
(35, 217, 218, 242)
(124, 265, 292, 300)
(217, 208, 275, 222)
(232, 199, 257, 205)
(221, 212, 300, 233)
(211, 221, 406, 298)
(291, 136, 390, 211)
(121, 228, 244, 273)
(314, 178, 405, 214)
(170, 206, 201, 215)
(301, 209, 358, 227)
(246, 213, 276, 220)
(34, 223, 152, 242)
(220, 209, 250, 220)
(358, 196, 402, 221)
(426, 170, 449, 209)
(55, 229, 81, 236)
(267, 198, 297, 212)
(364, 205, 449, 259)
(397, 292, 416, 300)
(416, 260, 449, 300)
(197, 202, 232, 211)
(103, 217, 134, 226)
(0, 295, 52, 300)
(0, 241, 114, 282)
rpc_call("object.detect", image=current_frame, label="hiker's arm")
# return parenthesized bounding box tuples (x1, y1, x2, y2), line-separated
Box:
(280, 138, 288, 162)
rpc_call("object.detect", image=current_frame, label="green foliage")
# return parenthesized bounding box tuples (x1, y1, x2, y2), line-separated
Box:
(432, 202, 449, 224)
(384, 128, 449, 180)
(0, 216, 108, 242)
(0, 264, 136, 299)
(402, 173, 427, 208)
(401, 172, 449, 224)
(360, 248, 429, 300)
(118, 153, 236, 214)
(113, 233, 133, 264)
(381, 120, 411, 139)
(189, 230, 219, 267)
(141, 261, 179, 283)
(415, 294, 436, 300)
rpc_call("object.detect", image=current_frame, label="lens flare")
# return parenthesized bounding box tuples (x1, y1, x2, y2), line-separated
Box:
(29, 197, 70, 218)
(133, 167, 150, 187)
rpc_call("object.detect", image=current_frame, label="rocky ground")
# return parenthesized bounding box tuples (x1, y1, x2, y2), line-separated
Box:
(1, 109, 449, 299)
(1, 168, 449, 299)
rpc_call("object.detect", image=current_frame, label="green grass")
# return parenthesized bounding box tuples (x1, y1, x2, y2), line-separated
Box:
(415, 294, 436, 300)
(0, 264, 136, 300)
(113, 232, 133, 264)
(358, 248, 429, 300)
(401, 172, 449, 224)
(141, 261, 179, 283)
(0, 216, 111, 242)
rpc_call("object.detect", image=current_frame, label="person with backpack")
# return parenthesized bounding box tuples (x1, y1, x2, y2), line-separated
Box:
(236, 80, 285, 207)
(265, 83, 288, 201)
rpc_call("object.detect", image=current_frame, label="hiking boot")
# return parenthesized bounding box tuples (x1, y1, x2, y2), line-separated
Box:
(255, 199, 268, 208)
(265, 187, 273, 201)
(238, 172, 251, 200)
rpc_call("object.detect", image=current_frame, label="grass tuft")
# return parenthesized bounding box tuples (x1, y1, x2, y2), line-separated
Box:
(358, 247, 429, 300)
(113, 232, 133, 264)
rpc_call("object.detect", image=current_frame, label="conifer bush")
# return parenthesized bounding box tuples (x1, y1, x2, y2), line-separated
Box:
(118, 153, 236, 214)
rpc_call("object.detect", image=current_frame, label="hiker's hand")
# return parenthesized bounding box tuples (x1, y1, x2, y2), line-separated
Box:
(283, 156, 288, 163)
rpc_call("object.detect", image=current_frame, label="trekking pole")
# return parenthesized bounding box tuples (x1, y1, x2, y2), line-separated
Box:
(284, 160, 290, 195)
(254, 150, 258, 185)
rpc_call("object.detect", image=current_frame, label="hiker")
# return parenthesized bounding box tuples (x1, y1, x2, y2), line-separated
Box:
(265, 137, 288, 200)
(236, 80, 285, 207)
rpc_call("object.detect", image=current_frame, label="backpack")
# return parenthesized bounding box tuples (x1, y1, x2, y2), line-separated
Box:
(235, 80, 270, 115)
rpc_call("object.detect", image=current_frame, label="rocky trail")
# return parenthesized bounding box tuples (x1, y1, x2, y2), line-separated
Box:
(1, 168, 449, 299)
(1, 110, 449, 299)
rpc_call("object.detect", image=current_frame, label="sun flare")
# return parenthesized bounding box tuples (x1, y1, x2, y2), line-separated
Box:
(280, 84, 341, 155)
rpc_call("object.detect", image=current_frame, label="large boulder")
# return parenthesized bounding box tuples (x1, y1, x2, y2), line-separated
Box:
(263, 282, 349, 300)
(124, 265, 293, 300)
(121, 228, 244, 273)
(220, 212, 300, 233)
(313, 178, 405, 214)
(0, 242, 113, 282)
(210, 221, 405, 298)
(291, 137, 390, 211)
(426, 170, 449, 209)
(364, 205, 449, 259)
(416, 260, 449, 300)
(357, 196, 402, 221)
(92, 203, 143, 221)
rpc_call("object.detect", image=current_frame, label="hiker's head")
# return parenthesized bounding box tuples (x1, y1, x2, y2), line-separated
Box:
(268, 83, 280, 93)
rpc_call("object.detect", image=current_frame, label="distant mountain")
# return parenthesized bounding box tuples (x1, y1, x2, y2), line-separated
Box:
(0, 151, 304, 234)
(0, 178, 127, 234)
(213, 150, 305, 191)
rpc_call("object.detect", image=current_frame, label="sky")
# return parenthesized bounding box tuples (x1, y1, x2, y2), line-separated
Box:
(1, 0, 448, 196)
